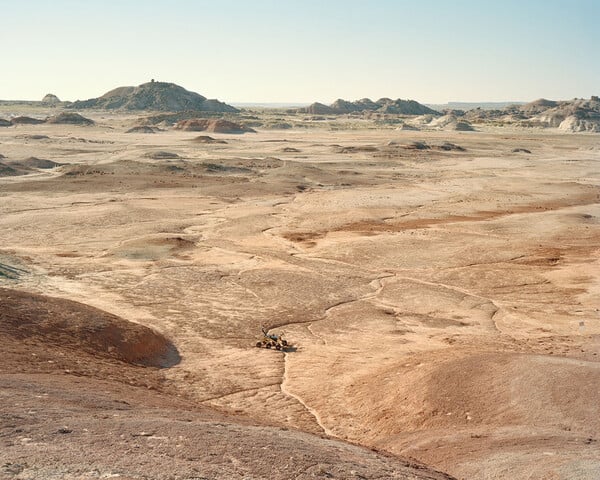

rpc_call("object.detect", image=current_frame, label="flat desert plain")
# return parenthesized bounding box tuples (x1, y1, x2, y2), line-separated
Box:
(1, 111, 599, 480)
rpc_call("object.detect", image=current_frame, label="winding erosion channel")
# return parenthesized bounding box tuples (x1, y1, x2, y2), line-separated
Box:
(1, 122, 599, 479)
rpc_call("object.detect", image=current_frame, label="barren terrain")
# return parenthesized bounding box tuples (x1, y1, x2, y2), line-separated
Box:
(1, 108, 599, 479)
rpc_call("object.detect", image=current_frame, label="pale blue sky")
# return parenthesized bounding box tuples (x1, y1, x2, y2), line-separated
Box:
(2, 0, 599, 103)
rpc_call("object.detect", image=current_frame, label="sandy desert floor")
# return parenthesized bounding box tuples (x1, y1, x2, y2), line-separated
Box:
(1, 111, 599, 480)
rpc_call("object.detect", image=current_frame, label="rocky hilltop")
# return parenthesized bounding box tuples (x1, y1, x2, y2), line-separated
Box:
(175, 118, 255, 134)
(463, 96, 600, 132)
(300, 97, 439, 115)
(41, 93, 61, 105)
(69, 81, 238, 113)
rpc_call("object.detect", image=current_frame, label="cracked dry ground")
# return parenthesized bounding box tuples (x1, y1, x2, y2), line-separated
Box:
(1, 122, 600, 480)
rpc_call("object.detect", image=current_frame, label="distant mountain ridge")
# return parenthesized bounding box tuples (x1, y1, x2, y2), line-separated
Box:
(69, 81, 238, 113)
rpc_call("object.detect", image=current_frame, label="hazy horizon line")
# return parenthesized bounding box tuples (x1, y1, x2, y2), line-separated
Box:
(0, 95, 554, 107)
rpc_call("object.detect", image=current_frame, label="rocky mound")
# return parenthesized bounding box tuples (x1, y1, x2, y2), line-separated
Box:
(348, 347, 600, 479)
(530, 98, 600, 130)
(46, 112, 94, 125)
(428, 114, 455, 128)
(319, 97, 440, 115)
(396, 123, 419, 131)
(463, 107, 497, 122)
(144, 150, 181, 159)
(558, 114, 600, 132)
(260, 121, 293, 130)
(377, 98, 440, 115)
(190, 135, 228, 144)
(70, 81, 238, 113)
(299, 102, 337, 115)
(42, 93, 61, 104)
(135, 111, 231, 126)
(126, 125, 159, 133)
(404, 141, 430, 150)
(200, 98, 239, 112)
(0, 156, 45, 176)
(10, 157, 63, 169)
(437, 141, 466, 151)
(429, 114, 475, 131)
(15, 134, 50, 140)
(331, 98, 381, 112)
(175, 118, 255, 134)
(0, 162, 22, 176)
(463, 96, 600, 132)
(520, 98, 558, 114)
(448, 120, 475, 131)
(0, 287, 178, 367)
(10, 116, 45, 125)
